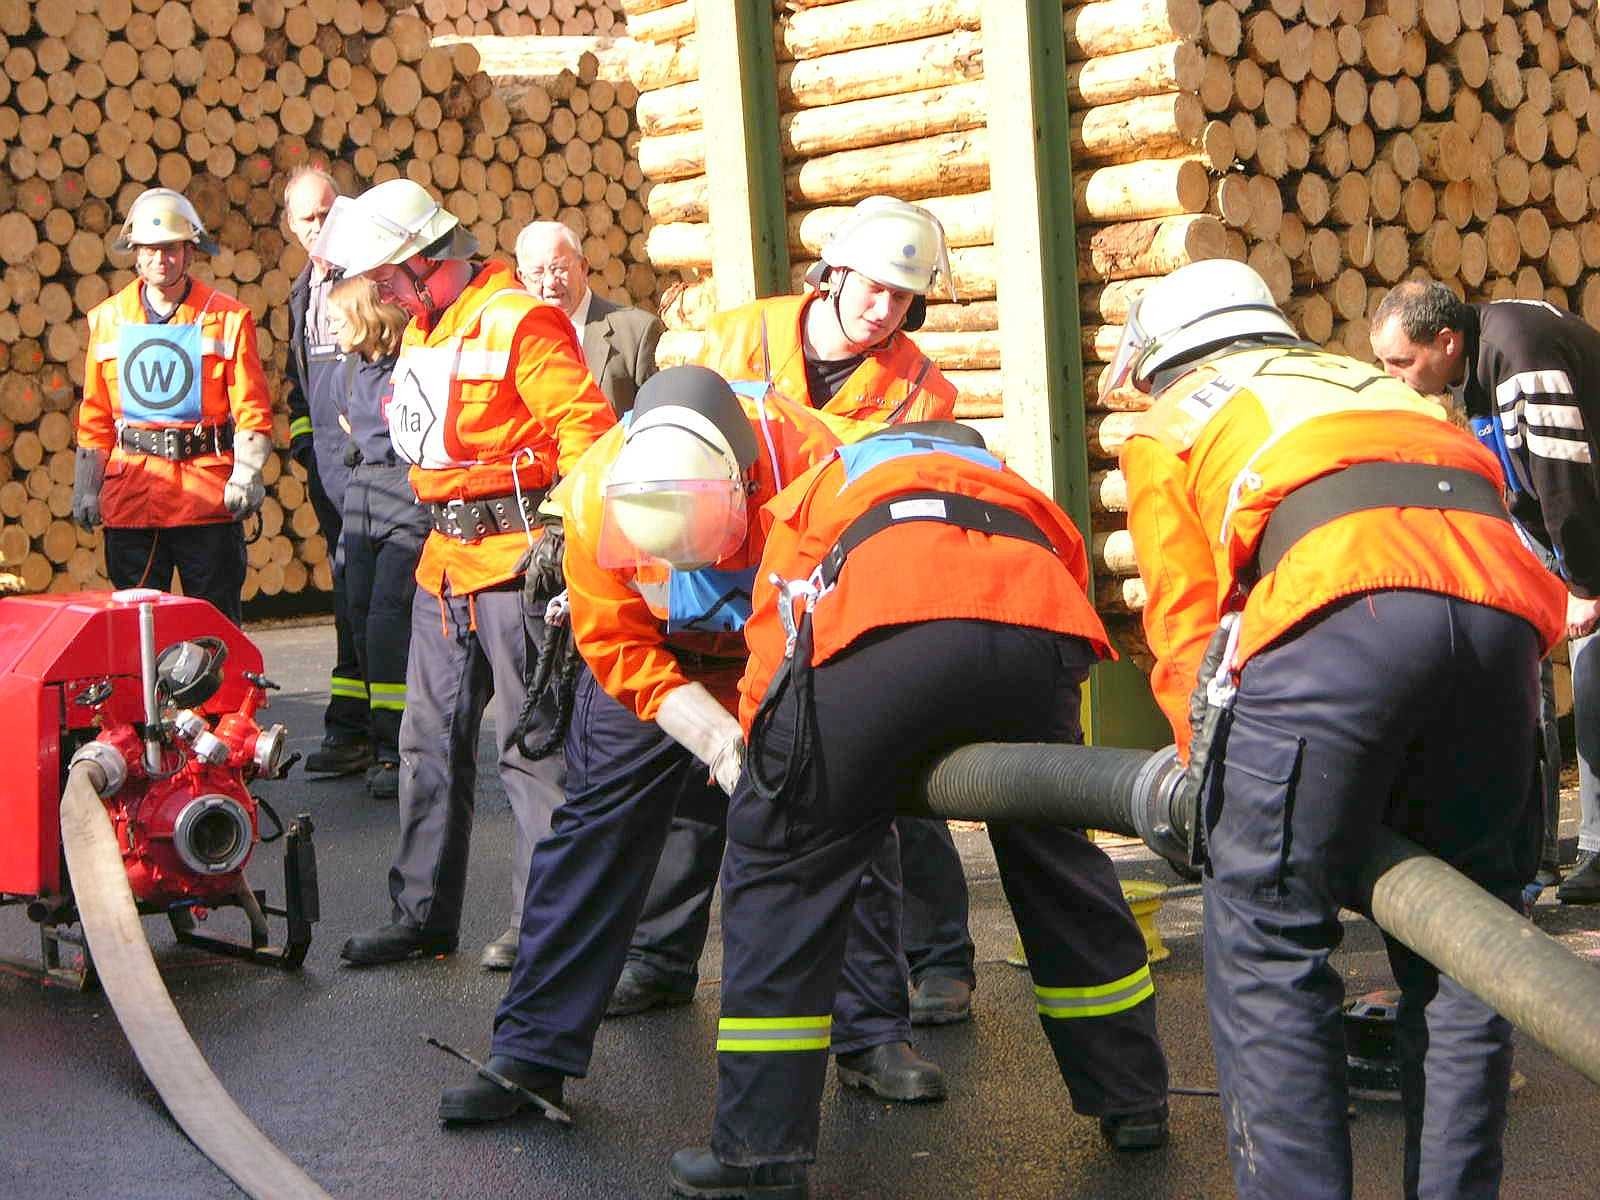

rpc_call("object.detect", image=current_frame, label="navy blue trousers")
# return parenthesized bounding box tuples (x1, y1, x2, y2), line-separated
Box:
(306, 456, 367, 744)
(491, 667, 909, 1076)
(341, 463, 427, 763)
(1202, 591, 1541, 1200)
(712, 620, 1167, 1165)
(104, 522, 246, 628)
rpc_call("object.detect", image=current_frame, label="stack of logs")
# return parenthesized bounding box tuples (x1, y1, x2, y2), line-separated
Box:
(425, 0, 628, 38)
(0, 0, 657, 603)
(628, 0, 1600, 663)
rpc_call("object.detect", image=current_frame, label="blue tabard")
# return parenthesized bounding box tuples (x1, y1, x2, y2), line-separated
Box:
(117, 323, 203, 424)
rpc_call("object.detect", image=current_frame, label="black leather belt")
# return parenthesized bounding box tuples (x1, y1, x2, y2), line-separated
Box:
(429, 491, 546, 542)
(119, 424, 234, 460)
(1256, 461, 1510, 576)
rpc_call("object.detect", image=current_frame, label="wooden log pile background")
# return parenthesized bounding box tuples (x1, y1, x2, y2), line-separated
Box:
(424, 0, 628, 38)
(0, 0, 656, 606)
(626, 0, 1600, 668)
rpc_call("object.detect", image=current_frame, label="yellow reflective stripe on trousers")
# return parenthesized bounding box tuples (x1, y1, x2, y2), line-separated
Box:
(716, 1015, 832, 1052)
(1035, 964, 1155, 1019)
(369, 682, 406, 712)
(330, 676, 368, 700)
(289, 416, 313, 439)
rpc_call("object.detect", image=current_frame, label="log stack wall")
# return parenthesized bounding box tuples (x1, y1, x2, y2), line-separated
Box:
(625, 0, 1600, 668)
(0, 0, 655, 605)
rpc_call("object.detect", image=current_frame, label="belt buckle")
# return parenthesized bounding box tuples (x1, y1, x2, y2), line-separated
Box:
(442, 497, 469, 540)
(163, 428, 182, 459)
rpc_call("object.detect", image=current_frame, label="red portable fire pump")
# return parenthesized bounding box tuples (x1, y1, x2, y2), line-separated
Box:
(0, 587, 317, 985)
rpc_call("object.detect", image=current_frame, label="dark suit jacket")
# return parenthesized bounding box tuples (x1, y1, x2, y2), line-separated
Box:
(581, 292, 664, 417)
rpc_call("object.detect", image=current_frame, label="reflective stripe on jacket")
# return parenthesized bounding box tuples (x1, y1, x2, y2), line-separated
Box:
(78, 278, 273, 527)
(403, 260, 616, 597)
(740, 434, 1112, 731)
(699, 294, 957, 441)
(558, 390, 840, 722)
(1121, 345, 1567, 757)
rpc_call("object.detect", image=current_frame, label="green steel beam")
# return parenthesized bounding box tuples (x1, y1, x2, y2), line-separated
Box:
(697, 0, 790, 306)
(983, 0, 1167, 749)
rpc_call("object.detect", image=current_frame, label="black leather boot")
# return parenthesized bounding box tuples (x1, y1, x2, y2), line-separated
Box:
(1099, 1102, 1170, 1151)
(605, 963, 695, 1017)
(304, 736, 374, 776)
(909, 975, 973, 1026)
(834, 1041, 946, 1102)
(479, 926, 519, 971)
(667, 1147, 808, 1199)
(339, 922, 457, 966)
(438, 1055, 564, 1124)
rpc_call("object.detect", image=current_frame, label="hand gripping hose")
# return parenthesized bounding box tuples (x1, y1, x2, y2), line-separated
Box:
(59, 760, 333, 1200)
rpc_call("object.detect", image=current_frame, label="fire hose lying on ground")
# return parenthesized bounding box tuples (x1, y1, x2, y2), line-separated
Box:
(0, 589, 329, 1199)
(904, 741, 1600, 1087)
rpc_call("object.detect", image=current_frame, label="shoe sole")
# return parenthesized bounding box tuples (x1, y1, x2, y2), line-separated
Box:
(1105, 1127, 1169, 1152)
(438, 1098, 529, 1124)
(605, 990, 696, 1018)
(1557, 893, 1600, 904)
(909, 1005, 972, 1027)
(340, 943, 457, 966)
(667, 1172, 807, 1200)
(835, 1066, 947, 1102)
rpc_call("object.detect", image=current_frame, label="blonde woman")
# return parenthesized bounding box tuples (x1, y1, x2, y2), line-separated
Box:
(327, 275, 428, 799)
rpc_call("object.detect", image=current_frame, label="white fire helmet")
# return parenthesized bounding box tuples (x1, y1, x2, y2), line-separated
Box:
(598, 366, 760, 571)
(1107, 259, 1300, 393)
(817, 196, 957, 326)
(310, 179, 477, 277)
(112, 188, 219, 255)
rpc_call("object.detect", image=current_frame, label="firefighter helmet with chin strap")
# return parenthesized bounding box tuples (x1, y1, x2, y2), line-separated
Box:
(1107, 259, 1300, 394)
(598, 366, 760, 571)
(113, 188, 220, 256)
(310, 179, 478, 278)
(814, 196, 956, 332)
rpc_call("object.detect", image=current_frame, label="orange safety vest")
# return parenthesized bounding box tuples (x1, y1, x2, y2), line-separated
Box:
(77, 278, 273, 528)
(740, 434, 1112, 732)
(396, 260, 616, 597)
(558, 389, 840, 722)
(1121, 345, 1568, 757)
(699, 294, 956, 442)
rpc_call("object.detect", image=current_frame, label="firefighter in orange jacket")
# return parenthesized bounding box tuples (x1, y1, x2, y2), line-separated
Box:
(319, 180, 617, 969)
(1114, 260, 1567, 1200)
(73, 188, 274, 626)
(663, 421, 1170, 1198)
(615, 197, 980, 1030)
(436, 366, 949, 1122)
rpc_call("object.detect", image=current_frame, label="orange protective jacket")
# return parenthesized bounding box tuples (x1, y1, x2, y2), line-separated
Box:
(1121, 345, 1568, 758)
(559, 390, 840, 722)
(740, 436, 1112, 731)
(396, 260, 616, 597)
(77, 278, 273, 528)
(699, 294, 956, 441)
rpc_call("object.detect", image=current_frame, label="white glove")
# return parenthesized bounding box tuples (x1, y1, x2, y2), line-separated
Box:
(655, 681, 745, 796)
(224, 429, 273, 519)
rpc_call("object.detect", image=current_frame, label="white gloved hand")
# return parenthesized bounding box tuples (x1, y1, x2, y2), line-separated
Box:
(72, 446, 108, 530)
(655, 681, 745, 796)
(224, 429, 273, 519)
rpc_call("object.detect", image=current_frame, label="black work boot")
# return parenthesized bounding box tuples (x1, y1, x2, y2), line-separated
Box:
(340, 922, 457, 966)
(1100, 1102, 1170, 1151)
(667, 1147, 808, 1199)
(1558, 850, 1600, 904)
(605, 963, 695, 1017)
(909, 975, 973, 1026)
(365, 760, 400, 799)
(835, 1041, 946, 1102)
(479, 926, 519, 971)
(305, 736, 374, 776)
(438, 1055, 564, 1124)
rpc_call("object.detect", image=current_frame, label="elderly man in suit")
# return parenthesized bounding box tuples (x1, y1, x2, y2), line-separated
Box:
(515, 221, 663, 418)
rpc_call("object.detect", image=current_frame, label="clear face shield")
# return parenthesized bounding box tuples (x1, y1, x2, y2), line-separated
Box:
(1106, 294, 1155, 394)
(596, 478, 749, 571)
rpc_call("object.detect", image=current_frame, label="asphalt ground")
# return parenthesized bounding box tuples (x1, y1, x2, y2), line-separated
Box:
(4, 619, 1600, 1199)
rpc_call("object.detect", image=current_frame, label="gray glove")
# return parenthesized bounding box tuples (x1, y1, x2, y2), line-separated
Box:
(72, 447, 108, 530)
(224, 430, 273, 519)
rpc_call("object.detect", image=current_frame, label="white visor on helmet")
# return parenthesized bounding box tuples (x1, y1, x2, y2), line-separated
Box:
(310, 196, 437, 277)
(1105, 296, 1153, 394)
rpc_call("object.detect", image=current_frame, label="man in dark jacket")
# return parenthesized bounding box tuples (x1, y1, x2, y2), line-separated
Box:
(283, 166, 374, 783)
(1372, 281, 1600, 903)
